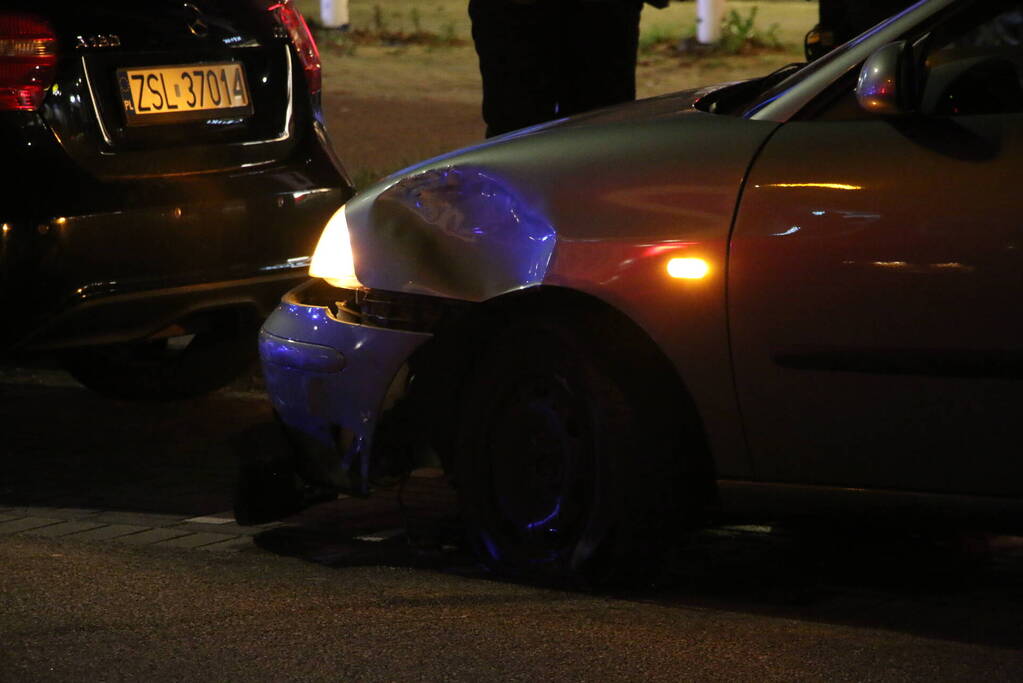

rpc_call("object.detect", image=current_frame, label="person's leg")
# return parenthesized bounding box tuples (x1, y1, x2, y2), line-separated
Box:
(469, 0, 559, 137)
(817, 0, 847, 35)
(557, 0, 643, 118)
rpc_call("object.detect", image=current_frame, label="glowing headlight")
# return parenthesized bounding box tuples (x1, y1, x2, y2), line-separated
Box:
(309, 204, 362, 289)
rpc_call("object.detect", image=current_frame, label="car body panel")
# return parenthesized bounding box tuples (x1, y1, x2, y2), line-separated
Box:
(260, 291, 432, 493)
(730, 113, 1023, 497)
(347, 87, 775, 300)
(341, 92, 780, 479)
(261, 0, 1023, 518)
(26, 271, 307, 351)
(1, 154, 348, 349)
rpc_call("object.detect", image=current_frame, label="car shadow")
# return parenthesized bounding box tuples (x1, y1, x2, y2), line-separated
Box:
(3, 362, 1022, 652)
(0, 374, 262, 515)
(620, 520, 1023, 651)
(258, 487, 1023, 653)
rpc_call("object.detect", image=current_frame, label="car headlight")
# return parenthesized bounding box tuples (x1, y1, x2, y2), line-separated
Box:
(309, 204, 362, 289)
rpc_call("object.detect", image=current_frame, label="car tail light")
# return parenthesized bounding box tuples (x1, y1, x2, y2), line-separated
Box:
(270, 0, 321, 94)
(0, 13, 57, 111)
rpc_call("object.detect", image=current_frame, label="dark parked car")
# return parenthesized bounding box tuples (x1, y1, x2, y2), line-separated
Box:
(257, 0, 1023, 585)
(0, 0, 353, 399)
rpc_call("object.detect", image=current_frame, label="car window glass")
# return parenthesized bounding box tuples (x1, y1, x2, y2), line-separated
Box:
(807, 1, 1023, 121)
(920, 3, 1023, 115)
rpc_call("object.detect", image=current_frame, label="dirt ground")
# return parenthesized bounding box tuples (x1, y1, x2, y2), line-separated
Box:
(322, 93, 484, 186)
(315, 1, 816, 182)
(320, 49, 803, 184)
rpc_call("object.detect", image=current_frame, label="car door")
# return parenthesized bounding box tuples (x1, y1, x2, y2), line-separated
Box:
(728, 2, 1023, 497)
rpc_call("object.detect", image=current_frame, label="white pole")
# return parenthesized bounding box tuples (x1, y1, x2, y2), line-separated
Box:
(320, 0, 349, 30)
(696, 0, 725, 44)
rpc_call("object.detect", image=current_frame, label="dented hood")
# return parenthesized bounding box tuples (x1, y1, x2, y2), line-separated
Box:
(343, 86, 779, 302)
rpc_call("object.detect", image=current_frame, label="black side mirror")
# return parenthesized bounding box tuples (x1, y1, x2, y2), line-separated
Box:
(856, 40, 916, 115)
(804, 24, 836, 62)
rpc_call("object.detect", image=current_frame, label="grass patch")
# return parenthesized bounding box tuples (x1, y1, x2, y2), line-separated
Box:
(639, 22, 694, 55)
(718, 7, 784, 53)
(305, 3, 466, 54)
(295, 0, 471, 41)
(641, 1, 815, 48)
(641, 6, 787, 57)
(295, 0, 817, 49)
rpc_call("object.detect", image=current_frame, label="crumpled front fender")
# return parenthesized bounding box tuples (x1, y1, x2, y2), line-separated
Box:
(346, 166, 556, 301)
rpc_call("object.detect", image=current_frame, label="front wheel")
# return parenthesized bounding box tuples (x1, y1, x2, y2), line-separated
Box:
(454, 315, 692, 587)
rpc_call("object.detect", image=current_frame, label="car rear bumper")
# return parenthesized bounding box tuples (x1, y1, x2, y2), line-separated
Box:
(259, 284, 432, 495)
(17, 270, 309, 351)
(1, 176, 350, 350)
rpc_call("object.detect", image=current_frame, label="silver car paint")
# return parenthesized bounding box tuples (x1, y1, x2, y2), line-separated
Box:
(342, 89, 779, 479)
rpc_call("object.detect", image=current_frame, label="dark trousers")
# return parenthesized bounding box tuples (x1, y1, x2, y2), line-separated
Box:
(469, 0, 643, 137)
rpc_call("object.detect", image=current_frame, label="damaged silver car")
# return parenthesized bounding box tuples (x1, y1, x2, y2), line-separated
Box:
(252, 0, 1023, 584)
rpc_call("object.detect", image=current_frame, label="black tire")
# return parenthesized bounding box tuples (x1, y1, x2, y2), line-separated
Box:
(454, 313, 693, 588)
(62, 318, 259, 401)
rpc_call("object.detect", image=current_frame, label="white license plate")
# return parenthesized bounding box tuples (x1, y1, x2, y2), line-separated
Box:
(117, 62, 253, 126)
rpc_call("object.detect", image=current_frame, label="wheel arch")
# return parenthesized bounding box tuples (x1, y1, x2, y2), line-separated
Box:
(409, 284, 719, 507)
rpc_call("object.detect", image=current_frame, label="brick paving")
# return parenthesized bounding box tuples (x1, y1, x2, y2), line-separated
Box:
(0, 506, 265, 552)
(0, 517, 63, 535)
(0, 368, 426, 557)
(0, 468, 450, 555)
(157, 532, 239, 549)
(170, 520, 272, 537)
(23, 521, 106, 538)
(91, 511, 190, 527)
(201, 536, 255, 552)
(116, 528, 193, 546)
(69, 524, 151, 542)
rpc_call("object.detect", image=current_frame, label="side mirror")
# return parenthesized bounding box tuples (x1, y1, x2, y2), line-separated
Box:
(856, 41, 915, 116)
(804, 25, 836, 62)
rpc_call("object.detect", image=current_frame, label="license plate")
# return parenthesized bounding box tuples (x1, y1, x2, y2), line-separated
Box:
(116, 62, 253, 126)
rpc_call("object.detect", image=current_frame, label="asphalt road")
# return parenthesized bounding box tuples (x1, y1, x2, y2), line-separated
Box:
(2, 362, 1023, 681)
